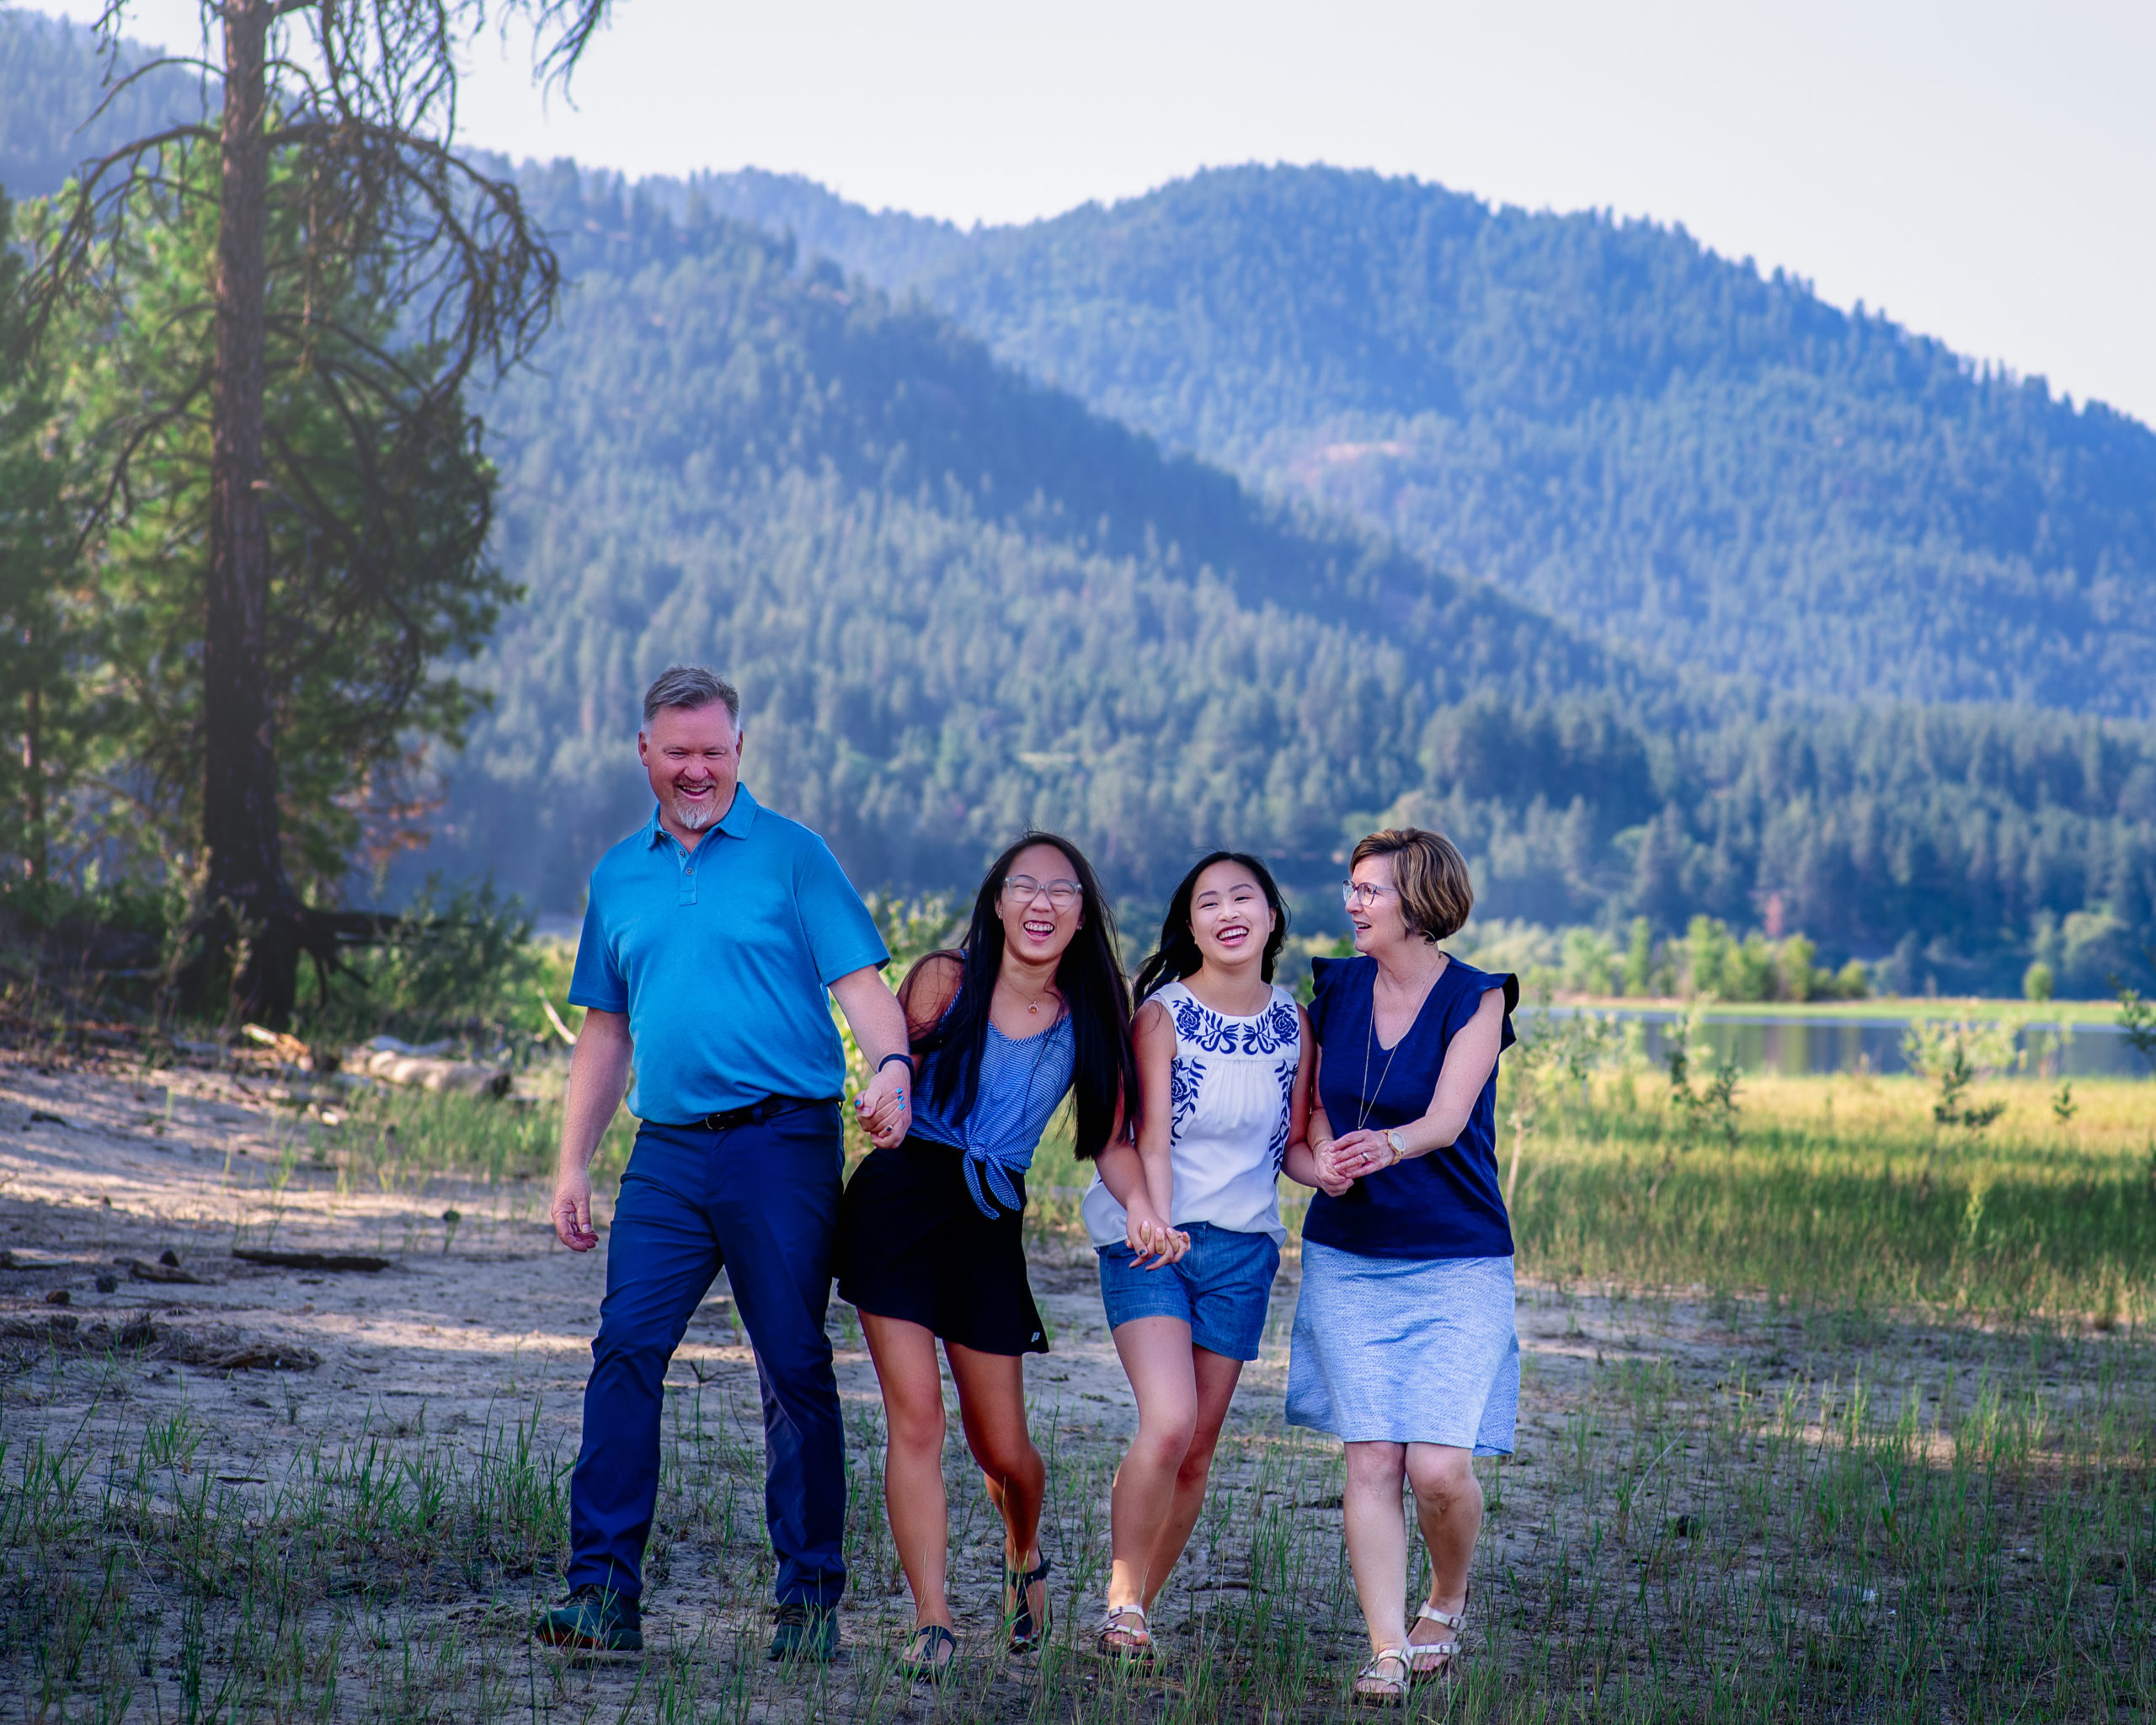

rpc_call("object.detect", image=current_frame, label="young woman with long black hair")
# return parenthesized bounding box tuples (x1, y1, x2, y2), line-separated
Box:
(835, 834, 1137, 1679)
(1080, 851, 1317, 1661)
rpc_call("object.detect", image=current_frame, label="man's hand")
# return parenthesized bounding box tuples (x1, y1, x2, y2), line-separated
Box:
(854, 1059, 912, 1149)
(552, 1163, 599, 1251)
(830, 965, 914, 1151)
(553, 1007, 630, 1254)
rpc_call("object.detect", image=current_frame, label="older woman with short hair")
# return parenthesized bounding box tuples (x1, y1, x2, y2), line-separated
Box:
(1285, 827, 1519, 1705)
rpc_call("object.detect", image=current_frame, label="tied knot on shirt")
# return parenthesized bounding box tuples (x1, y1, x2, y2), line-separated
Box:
(959, 1142, 1029, 1220)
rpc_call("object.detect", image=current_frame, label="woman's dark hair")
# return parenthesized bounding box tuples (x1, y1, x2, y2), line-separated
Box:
(910, 832, 1137, 1161)
(1133, 851, 1292, 1001)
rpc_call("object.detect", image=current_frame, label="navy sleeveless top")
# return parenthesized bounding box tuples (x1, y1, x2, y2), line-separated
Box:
(1303, 953, 1518, 1260)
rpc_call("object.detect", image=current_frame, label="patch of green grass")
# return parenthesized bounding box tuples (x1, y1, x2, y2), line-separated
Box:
(326, 1081, 632, 1195)
(1606, 996, 2133, 1027)
(1506, 1072, 2156, 1323)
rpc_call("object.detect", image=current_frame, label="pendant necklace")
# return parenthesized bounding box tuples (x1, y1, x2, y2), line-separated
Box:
(1355, 957, 1444, 1135)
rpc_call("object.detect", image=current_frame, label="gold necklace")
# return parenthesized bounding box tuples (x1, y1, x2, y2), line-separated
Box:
(1009, 977, 1060, 1017)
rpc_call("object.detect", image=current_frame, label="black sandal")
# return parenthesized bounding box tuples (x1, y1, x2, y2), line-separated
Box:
(1004, 1553, 1053, 1650)
(897, 1623, 957, 1682)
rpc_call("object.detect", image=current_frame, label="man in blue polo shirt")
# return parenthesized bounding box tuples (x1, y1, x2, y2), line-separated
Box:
(536, 665, 913, 1661)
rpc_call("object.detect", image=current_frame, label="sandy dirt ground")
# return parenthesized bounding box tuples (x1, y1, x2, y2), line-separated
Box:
(0, 1047, 1825, 1719)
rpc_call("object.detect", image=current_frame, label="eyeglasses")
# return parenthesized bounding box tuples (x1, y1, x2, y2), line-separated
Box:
(1004, 874, 1083, 909)
(1340, 879, 1400, 909)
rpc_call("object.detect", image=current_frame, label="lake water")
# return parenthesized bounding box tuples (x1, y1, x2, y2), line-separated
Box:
(1524, 1007, 2150, 1080)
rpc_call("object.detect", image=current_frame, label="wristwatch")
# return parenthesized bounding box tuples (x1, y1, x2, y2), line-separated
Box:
(1385, 1130, 1407, 1165)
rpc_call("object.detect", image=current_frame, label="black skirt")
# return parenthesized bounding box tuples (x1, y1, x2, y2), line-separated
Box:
(835, 1135, 1049, 1355)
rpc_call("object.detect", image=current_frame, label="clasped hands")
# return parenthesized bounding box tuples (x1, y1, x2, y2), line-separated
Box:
(853, 1060, 912, 1149)
(1124, 1204, 1191, 1268)
(1312, 1129, 1401, 1197)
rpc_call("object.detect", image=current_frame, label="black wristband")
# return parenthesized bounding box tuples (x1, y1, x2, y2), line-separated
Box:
(878, 1052, 914, 1076)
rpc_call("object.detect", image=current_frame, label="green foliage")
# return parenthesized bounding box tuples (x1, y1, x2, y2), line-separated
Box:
(1622, 914, 1654, 996)
(300, 878, 542, 1049)
(0, 191, 95, 882)
(1678, 914, 1869, 1001)
(1560, 925, 1617, 996)
(1683, 916, 1734, 999)
(866, 891, 964, 978)
(2116, 982, 2156, 1077)
(2052, 1080, 2076, 1126)
(1775, 934, 1818, 1001)
(1902, 1021, 2015, 1138)
(25, 142, 515, 896)
(2023, 959, 2055, 1001)
(1664, 1007, 1742, 1151)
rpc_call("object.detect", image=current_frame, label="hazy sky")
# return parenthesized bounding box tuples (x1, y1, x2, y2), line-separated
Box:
(60, 0, 2156, 427)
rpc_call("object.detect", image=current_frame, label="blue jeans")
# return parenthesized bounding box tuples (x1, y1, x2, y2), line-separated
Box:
(566, 1108, 846, 1608)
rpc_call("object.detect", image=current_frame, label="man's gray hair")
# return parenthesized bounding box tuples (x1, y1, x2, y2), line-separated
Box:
(642, 665, 741, 729)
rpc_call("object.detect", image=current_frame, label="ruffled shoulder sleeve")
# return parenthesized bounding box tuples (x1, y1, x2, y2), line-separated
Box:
(1307, 953, 1354, 1043)
(1446, 959, 1520, 1053)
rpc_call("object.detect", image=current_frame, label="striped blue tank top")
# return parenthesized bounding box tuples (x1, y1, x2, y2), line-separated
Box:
(910, 1010, 1075, 1218)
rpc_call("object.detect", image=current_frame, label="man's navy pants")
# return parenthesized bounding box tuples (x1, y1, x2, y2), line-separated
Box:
(565, 1106, 846, 1608)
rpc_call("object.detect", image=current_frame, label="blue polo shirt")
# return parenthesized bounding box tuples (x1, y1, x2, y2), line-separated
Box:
(567, 786, 889, 1123)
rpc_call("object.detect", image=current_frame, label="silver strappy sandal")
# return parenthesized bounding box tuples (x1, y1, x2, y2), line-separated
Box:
(1407, 1598, 1465, 1675)
(1095, 1603, 1154, 1661)
(1353, 1645, 1413, 1704)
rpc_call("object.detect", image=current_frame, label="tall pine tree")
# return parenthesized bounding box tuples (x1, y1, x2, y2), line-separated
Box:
(33, 0, 612, 1023)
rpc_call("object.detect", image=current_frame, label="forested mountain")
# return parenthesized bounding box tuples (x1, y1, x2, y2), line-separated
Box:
(430, 164, 1625, 913)
(686, 164, 2156, 718)
(4, 16, 2153, 993)
(430, 165, 2153, 994)
(0, 8, 210, 200)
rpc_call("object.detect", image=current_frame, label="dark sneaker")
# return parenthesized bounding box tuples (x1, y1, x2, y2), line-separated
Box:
(768, 1601, 839, 1662)
(535, 1585, 643, 1653)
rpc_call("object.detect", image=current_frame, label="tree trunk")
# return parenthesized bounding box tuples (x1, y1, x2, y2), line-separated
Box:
(199, 0, 302, 1023)
(21, 622, 43, 883)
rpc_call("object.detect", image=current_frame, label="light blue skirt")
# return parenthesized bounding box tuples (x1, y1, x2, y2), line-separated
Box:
(1285, 1242, 1518, 1453)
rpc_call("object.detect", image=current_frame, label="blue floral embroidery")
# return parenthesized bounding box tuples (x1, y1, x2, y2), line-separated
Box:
(1170, 1055, 1204, 1135)
(1241, 1000, 1299, 1055)
(1170, 994, 1242, 1052)
(1267, 1057, 1296, 1169)
(1170, 991, 1301, 1056)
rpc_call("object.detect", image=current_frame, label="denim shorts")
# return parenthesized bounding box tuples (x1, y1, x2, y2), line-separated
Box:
(1097, 1221, 1283, 1361)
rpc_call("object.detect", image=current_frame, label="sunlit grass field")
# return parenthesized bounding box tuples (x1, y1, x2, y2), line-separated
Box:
(1035, 1071, 2156, 1325)
(4, 1065, 2153, 1719)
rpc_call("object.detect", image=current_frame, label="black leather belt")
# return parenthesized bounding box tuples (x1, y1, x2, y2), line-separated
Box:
(672, 1094, 835, 1133)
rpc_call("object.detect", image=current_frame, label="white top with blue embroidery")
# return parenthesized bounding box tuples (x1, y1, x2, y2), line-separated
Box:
(1081, 979, 1300, 1249)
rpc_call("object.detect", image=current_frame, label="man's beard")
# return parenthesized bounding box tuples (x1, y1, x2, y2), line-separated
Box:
(673, 791, 718, 831)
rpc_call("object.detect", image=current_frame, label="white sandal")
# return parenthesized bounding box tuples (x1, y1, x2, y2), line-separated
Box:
(1095, 1602, 1153, 1661)
(1408, 1599, 1465, 1675)
(1353, 1645, 1412, 1704)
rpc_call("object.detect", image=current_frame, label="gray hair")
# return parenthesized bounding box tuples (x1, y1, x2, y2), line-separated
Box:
(642, 665, 741, 729)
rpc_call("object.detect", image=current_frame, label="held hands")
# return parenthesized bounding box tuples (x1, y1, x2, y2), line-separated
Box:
(854, 1060, 913, 1150)
(551, 1164, 599, 1252)
(1316, 1130, 1398, 1195)
(1124, 1202, 1190, 1268)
